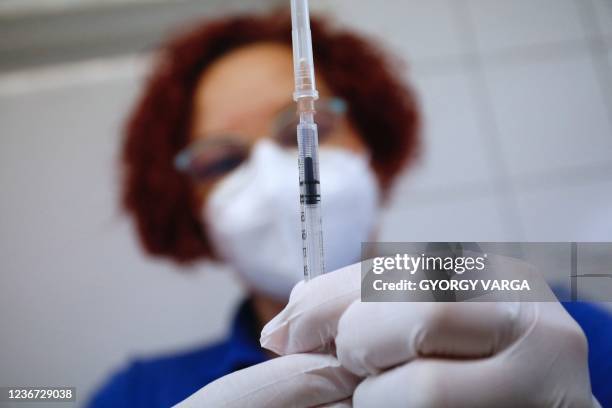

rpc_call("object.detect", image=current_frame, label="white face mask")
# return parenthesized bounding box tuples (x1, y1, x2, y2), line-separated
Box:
(204, 140, 380, 300)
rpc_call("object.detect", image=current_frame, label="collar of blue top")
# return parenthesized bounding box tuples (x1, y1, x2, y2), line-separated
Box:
(219, 298, 269, 373)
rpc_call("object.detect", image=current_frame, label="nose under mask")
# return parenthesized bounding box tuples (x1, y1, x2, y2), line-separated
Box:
(204, 140, 380, 301)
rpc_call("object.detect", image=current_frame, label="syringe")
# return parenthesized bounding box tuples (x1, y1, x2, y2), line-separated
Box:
(291, 0, 325, 280)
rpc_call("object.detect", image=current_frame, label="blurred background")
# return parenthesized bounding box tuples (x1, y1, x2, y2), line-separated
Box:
(1, 0, 611, 405)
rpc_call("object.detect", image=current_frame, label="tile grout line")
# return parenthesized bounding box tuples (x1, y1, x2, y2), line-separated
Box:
(449, 0, 525, 241)
(574, 0, 612, 135)
(392, 161, 612, 209)
(410, 37, 608, 79)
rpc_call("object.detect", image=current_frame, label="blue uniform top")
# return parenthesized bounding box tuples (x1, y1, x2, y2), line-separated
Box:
(88, 299, 612, 407)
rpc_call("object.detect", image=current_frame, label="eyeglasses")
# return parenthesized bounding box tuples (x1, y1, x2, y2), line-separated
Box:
(174, 97, 347, 183)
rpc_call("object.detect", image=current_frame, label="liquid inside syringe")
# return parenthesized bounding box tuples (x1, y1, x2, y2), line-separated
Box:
(296, 101, 325, 280)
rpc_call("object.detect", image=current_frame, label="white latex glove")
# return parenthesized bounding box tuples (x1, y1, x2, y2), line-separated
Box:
(174, 353, 358, 408)
(261, 260, 598, 407)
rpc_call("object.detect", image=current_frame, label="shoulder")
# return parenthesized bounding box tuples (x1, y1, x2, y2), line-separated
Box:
(87, 341, 230, 408)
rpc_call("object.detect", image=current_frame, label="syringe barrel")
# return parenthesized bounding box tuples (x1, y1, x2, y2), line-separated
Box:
(301, 201, 325, 280)
(291, 0, 318, 100)
(297, 121, 325, 279)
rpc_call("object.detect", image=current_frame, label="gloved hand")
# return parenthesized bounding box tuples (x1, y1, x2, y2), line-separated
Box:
(174, 353, 358, 408)
(261, 260, 598, 407)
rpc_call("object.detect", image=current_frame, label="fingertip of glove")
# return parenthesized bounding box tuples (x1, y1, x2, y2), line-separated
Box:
(259, 330, 285, 355)
(260, 264, 362, 355)
(260, 322, 285, 354)
(259, 281, 307, 354)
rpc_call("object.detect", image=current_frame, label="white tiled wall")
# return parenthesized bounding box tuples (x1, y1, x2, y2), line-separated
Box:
(467, 0, 586, 52)
(516, 180, 612, 240)
(396, 69, 493, 192)
(484, 55, 612, 178)
(590, 0, 612, 38)
(313, 0, 612, 242)
(313, 0, 469, 62)
(380, 195, 508, 242)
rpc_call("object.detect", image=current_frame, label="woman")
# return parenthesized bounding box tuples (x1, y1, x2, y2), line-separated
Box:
(89, 11, 611, 408)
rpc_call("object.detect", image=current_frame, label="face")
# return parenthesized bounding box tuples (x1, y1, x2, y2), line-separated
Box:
(189, 42, 367, 199)
(184, 42, 381, 301)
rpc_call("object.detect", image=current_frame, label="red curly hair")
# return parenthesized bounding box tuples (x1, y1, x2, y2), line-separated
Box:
(122, 12, 420, 264)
